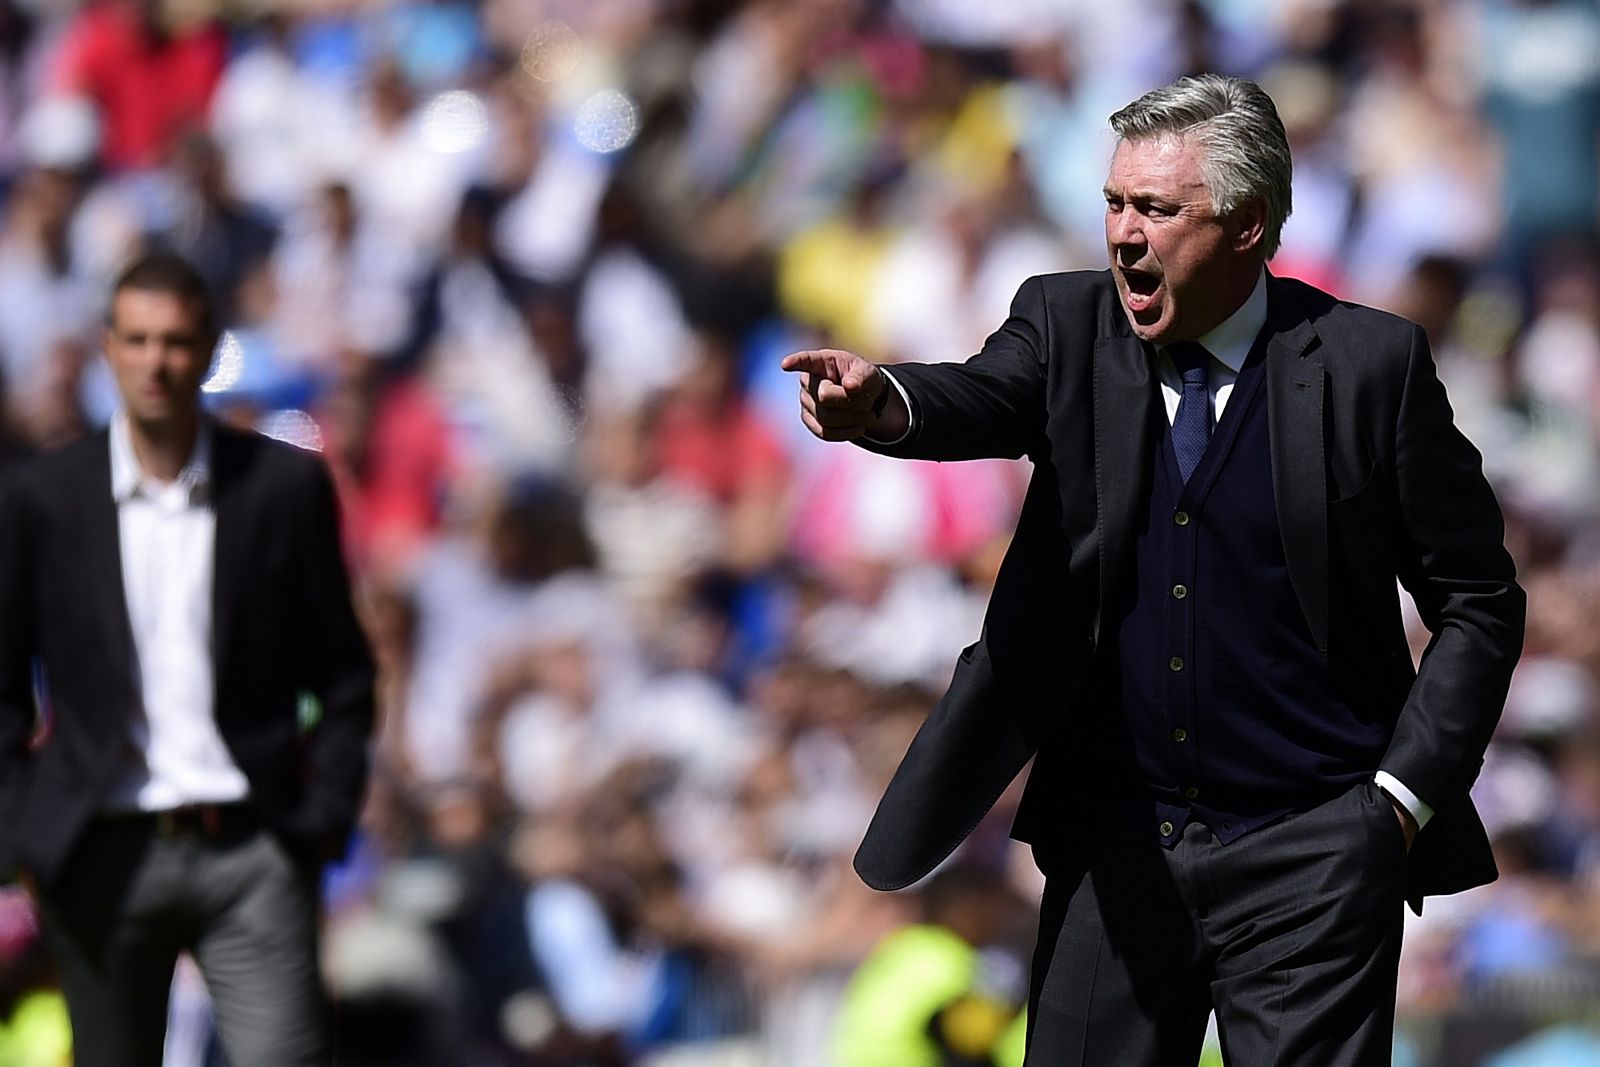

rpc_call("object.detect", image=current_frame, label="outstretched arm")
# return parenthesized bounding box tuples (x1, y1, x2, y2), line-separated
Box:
(782, 275, 1050, 462)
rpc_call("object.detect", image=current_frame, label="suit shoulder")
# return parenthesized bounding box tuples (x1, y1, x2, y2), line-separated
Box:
(1274, 276, 1424, 380)
(951, 269, 1128, 378)
(2, 430, 108, 501)
(1026, 270, 1126, 340)
(1032, 269, 1119, 305)
(1277, 275, 1421, 345)
(214, 423, 334, 493)
(29, 430, 108, 474)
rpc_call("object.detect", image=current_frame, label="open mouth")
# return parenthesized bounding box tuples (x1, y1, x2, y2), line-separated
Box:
(1122, 268, 1162, 313)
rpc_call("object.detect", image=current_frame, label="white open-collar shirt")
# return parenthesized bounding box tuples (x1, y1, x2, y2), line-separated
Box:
(103, 413, 251, 812)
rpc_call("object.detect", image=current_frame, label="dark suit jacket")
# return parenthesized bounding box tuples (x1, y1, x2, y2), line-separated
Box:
(0, 422, 376, 884)
(854, 270, 1525, 913)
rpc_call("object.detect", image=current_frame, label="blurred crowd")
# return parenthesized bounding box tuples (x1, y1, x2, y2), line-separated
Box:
(0, 0, 1597, 1064)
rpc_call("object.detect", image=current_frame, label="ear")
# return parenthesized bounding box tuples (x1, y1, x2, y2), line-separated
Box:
(1230, 197, 1268, 254)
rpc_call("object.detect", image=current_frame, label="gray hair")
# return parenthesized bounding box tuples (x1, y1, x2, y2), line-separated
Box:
(1109, 74, 1293, 260)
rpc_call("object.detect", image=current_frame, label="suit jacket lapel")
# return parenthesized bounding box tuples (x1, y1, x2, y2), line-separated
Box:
(1263, 279, 1329, 656)
(80, 432, 137, 692)
(210, 426, 248, 680)
(1093, 335, 1158, 643)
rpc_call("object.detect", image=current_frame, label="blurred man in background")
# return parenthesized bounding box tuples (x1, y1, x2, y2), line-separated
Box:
(0, 250, 374, 1066)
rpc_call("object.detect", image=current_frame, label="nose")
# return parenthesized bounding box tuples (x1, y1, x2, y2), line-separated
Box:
(1107, 210, 1145, 263)
(135, 340, 177, 380)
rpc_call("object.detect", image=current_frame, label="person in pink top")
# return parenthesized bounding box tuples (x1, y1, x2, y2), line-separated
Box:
(51, 0, 226, 171)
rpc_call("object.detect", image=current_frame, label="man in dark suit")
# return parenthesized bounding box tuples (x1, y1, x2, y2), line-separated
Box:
(0, 251, 375, 1066)
(784, 75, 1525, 1065)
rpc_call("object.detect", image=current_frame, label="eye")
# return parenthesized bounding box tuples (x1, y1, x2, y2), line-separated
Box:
(1104, 195, 1124, 212)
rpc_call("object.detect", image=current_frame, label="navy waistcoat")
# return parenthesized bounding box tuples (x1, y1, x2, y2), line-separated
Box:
(1090, 341, 1388, 846)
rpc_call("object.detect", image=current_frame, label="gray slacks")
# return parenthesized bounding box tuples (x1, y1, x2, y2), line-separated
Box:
(34, 814, 330, 1067)
(1026, 779, 1408, 1066)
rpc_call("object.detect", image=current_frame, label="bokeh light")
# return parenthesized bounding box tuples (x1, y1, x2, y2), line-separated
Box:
(201, 331, 244, 394)
(544, 385, 587, 446)
(573, 89, 637, 154)
(258, 409, 324, 452)
(521, 21, 581, 83)
(420, 90, 489, 155)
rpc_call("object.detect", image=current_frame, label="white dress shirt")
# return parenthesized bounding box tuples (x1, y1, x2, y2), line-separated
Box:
(1152, 268, 1267, 423)
(876, 271, 1433, 831)
(102, 414, 251, 812)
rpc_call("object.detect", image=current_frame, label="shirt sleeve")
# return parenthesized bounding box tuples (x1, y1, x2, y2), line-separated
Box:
(1374, 771, 1435, 831)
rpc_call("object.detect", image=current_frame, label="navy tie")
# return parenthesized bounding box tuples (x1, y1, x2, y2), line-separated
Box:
(1168, 341, 1213, 483)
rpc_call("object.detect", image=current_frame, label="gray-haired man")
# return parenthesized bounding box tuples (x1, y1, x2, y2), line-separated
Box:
(785, 75, 1524, 1065)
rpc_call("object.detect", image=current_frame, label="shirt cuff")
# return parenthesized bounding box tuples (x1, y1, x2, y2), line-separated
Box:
(1374, 771, 1434, 831)
(863, 366, 915, 445)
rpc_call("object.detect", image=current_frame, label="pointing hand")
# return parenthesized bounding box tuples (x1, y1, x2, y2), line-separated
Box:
(781, 348, 906, 442)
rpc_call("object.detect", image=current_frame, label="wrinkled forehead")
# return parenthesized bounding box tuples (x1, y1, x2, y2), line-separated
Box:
(1103, 133, 1212, 200)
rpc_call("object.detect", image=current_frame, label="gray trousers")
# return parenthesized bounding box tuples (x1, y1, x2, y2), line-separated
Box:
(1026, 779, 1408, 1066)
(34, 815, 330, 1067)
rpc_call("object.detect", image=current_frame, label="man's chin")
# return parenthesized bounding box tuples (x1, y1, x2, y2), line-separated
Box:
(127, 404, 197, 430)
(1121, 301, 1172, 344)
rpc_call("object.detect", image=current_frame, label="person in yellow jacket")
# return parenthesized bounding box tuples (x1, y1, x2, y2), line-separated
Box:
(833, 863, 1030, 1067)
(0, 990, 71, 1067)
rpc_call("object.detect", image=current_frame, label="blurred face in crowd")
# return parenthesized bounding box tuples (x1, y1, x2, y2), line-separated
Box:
(104, 287, 213, 431)
(1104, 134, 1264, 345)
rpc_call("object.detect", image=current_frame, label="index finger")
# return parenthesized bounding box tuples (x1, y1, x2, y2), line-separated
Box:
(780, 349, 849, 378)
(780, 350, 823, 375)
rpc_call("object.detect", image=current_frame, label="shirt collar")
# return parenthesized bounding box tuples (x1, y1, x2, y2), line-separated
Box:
(110, 412, 214, 504)
(1164, 267, 1269, 375)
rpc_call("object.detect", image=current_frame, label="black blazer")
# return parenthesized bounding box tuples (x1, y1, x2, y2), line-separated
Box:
(854, 270, 1526, 913)
(0, 423, 376, 884)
